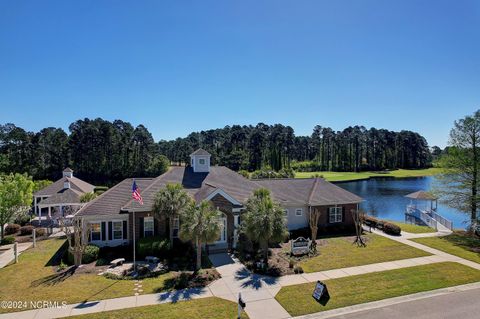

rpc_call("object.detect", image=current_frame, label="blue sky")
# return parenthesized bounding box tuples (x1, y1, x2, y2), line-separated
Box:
(0, 1, 479, 147)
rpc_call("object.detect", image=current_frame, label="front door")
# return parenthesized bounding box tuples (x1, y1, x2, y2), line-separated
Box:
(216, 216, 227, 243)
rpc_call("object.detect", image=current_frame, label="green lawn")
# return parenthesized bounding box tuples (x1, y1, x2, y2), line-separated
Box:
(411, 233, 480, 264)
(0, 238, 174, 313)
(295, 168, 443, 182)
(276, 262, 480, 316)
(391, 221, 436, 234)
(69, 297, 248, 319)
(298, 233, 430, 272)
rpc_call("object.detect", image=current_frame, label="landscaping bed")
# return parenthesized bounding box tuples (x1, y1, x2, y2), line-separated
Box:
(411, 232, 480, 263)
(275, 262, 480, 316)
(238, 233, 430, 275)
(69, 297, 248, 319)
(0, 238, 218, 314)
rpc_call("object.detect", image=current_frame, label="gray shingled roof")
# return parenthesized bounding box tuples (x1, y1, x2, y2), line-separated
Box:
(76, 167, 362, 217)
(121, 166, 258, 212)
(76, 178, 154, 217)
(34, 176, 95, 196)
(190, 148, 211, 156)
(38, 188, 83, 206)
(63, 167, 74, 172)
(254, 178, 362, 206)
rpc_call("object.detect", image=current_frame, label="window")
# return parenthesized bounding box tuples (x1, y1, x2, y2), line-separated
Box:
(144, 217, 154, 237)
(112, 221, 123, 240)
(173, 217, 179, 238)
(90, 222, 101, 241)
(199, 158, 205, 165)
(284, 209, 289, 217)
(329, 207, 343, 223)
(295, 208, 303, 216)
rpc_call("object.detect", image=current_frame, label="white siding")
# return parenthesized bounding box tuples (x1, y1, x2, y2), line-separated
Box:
(191, 155, 211, 173)
(283, 205, 309, 230)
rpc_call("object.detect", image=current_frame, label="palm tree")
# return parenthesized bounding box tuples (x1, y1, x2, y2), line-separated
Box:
(179, 201, 221, 270)
(153, 183, 191, 247)
(241, 188, 288, 266)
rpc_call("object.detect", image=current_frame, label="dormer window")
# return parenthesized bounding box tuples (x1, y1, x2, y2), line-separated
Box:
(199, 159, 205, 165)
(64, 181, 71, 189)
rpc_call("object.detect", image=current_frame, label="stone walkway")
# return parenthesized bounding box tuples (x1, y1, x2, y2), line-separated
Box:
(1, 228, 479, 319)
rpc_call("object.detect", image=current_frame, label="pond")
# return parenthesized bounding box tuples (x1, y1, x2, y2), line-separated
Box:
(335, 176, 469, 229)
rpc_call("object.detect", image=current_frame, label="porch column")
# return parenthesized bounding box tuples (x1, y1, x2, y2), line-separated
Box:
(34, 197, 37, 216)
(48, 206, 51, 219)
(233, 214, 240, 249)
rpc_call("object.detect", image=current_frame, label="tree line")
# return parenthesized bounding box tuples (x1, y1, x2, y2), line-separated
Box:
(0, 119, 169, 186)
(159, 124, 432, 172)
(0, 119, 433, 185)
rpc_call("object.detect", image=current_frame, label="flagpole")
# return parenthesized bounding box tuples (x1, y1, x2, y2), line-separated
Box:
(133, 209, 136, 273)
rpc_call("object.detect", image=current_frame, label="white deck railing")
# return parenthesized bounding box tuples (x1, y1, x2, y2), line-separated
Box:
(405, 205, 453, 230)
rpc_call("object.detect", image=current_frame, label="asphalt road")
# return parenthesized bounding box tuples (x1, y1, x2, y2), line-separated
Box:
(326, 288, 480, 319)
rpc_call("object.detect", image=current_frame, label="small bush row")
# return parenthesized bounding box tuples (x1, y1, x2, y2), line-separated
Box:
(5, 224, 46, 237)
(137, 236, 170, 259)
(251, 167, 295, 179)
(364, 215, 401, 236)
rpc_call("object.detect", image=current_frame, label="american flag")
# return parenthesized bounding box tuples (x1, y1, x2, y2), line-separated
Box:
(132, 180, 143, 205)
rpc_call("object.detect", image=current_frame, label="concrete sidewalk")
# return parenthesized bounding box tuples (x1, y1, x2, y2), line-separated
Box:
(0, 242, 32, 269)
(2, 230, 479, 319)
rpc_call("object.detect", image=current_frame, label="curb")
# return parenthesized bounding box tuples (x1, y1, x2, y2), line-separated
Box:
(292, 282, 480, 319)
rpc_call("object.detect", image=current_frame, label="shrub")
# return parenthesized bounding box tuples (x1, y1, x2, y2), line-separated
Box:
(67, 244, 100, 264)
(383, 222, 401, 236)
(251, 167, 295, 179)
(0, 236, 15, 245)
(293, 266, 304, 274)
(288, 258, 295, 269)
(94, 186, 109, 194)
(20, 225, 34, 236)
(35, 228, 46, 237)
(14, 212, 31, 226)
(137, 237, 170, 259)
(238, 170, 250, 179)
(363, 215, 379, 228)
(291, 161, 323, 172)
(5, 224, 20, 235)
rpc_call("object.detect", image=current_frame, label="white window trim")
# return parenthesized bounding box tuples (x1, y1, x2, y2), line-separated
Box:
(329, 207, 343, 223)
(295, 208, 303, 216)
(144, 216, 154, 237)
(112, 220, 123, 240)
(284, 209, 289, 217)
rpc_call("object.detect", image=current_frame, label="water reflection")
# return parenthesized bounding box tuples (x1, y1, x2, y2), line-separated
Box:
(335, 176, 469, 229)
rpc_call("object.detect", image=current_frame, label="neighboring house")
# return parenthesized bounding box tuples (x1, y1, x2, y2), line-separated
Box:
(75, 149, 363, 251)
(33, 168, 95, 223)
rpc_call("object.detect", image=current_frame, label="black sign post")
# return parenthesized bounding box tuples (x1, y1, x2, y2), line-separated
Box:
(312, 281, 330, 306)
(238, 292, 246, 318)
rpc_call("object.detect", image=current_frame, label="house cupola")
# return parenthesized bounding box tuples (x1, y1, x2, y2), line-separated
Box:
(63, 167, 73, 178)
(189, 149, 211, 173)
